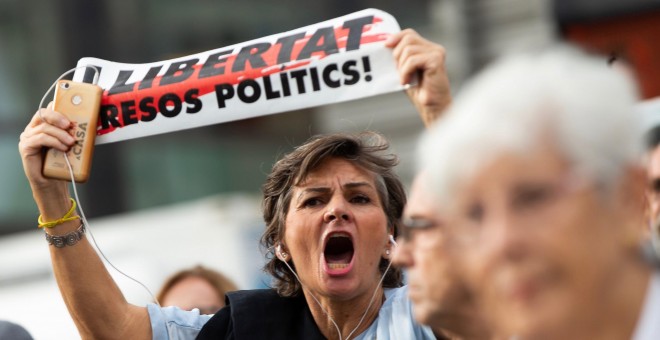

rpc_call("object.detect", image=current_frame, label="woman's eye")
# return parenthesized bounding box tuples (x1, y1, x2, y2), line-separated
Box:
(350, 195, 371, 204)
(302, 197, 323, 207)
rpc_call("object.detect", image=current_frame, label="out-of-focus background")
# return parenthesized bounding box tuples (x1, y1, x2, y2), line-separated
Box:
(1, 0, 659, 338)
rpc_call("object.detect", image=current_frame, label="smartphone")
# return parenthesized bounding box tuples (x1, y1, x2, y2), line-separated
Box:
(43, 80, 102, 182)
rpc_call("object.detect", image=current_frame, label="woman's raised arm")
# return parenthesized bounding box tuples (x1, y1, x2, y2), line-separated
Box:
(18, 107, 151, 340)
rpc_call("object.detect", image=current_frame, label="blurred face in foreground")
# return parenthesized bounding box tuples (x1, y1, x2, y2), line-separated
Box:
(393, 172, 474, 329)
(449, 143, 641, 339)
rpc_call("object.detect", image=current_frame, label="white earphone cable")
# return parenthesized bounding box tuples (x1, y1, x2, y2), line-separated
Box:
(38, 66, 161, 307)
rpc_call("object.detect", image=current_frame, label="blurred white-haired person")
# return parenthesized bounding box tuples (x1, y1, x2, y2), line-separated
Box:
(417, 45, 659, 339)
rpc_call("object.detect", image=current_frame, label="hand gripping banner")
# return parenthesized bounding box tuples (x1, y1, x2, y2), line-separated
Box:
(72, 8, 403, 144)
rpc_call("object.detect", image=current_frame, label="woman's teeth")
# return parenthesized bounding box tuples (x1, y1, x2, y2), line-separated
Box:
(328, 263, 349, 269)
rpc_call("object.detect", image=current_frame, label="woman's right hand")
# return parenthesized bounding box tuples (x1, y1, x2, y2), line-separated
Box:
(19, 106, 76, 216)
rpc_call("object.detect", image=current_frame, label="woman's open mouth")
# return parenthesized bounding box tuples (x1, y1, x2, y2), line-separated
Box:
(322, 232, 355, 276)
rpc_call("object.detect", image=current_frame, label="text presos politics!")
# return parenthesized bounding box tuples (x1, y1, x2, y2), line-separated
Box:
(73, 9, 403, 144)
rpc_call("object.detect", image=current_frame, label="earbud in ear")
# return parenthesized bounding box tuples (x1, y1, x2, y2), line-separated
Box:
(275, 243, 289, 262)
(388, 234, 397, 247)
(382, 235, 396, 259)
(383, 246, 394, 260)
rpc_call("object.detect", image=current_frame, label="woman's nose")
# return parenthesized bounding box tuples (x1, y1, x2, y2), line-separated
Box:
(323, 200, 351, 223)
(324, 208, 350, 222)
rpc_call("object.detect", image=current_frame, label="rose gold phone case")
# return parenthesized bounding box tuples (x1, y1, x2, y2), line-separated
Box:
(43, 80, 102, 182)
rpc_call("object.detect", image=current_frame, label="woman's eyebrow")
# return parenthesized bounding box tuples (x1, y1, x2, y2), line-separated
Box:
(296, 187, 331, 202)
(295, 181, 375, 201)
(343, 181, 373, 190)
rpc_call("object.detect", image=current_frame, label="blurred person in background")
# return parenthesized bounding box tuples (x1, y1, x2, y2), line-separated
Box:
(644, 125, 660, 235)
(643, 125, 660, 261)
(393, 171, 493, 340)
(18, 29, 450, 340)
(157, 265, 238, 315)
(0, 320, 33, 340)
(418, 45, 658, 339)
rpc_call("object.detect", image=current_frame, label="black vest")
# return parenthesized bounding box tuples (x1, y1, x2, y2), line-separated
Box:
(196, 289, 326, 340)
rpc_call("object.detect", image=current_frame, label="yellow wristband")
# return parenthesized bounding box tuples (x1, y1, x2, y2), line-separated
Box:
(38, 198, 80, 229)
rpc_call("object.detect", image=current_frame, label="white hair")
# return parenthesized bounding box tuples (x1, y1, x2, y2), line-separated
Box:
(418, 44, 643, 205)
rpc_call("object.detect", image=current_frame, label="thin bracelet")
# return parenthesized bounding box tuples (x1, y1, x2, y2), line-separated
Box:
(38, 198, 80, 228)
(45, 223, 86, 248)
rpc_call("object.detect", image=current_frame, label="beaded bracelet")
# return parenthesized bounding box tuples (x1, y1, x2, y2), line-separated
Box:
(38, 198, 80, 228)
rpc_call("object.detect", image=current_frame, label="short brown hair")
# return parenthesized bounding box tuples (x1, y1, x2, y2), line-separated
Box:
(156, 265, 238, 305)
(261, 131, 405, 297)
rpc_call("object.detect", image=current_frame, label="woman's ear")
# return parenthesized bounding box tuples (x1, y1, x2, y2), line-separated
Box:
(382, 234, 395, 259)
(382, 248, 392, 260)
(276, 243, 289, 262)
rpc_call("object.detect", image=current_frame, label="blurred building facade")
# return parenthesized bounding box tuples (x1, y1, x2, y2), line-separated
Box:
(555, 0, 660, 99)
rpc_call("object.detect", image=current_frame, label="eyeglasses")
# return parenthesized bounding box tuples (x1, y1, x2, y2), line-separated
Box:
(399, 216, 438, 242)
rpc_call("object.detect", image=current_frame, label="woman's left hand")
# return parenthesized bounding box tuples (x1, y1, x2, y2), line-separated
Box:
(386, 29, 452, 127)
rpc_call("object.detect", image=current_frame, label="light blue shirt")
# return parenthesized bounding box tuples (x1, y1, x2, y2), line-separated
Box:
(353, 286, 436, 340)
(147, 286, 436, 340)
(633, 272, 660, 340)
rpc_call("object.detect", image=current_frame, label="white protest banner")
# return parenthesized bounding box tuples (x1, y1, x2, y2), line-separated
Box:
(72, 8, 403, 144)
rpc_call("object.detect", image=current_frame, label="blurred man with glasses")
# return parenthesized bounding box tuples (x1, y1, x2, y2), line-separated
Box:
(393, 171, 493, 339)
